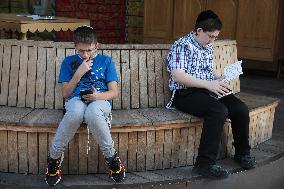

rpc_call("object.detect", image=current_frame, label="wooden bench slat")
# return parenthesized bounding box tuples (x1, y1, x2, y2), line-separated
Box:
(17, 45, 28, 107)
(18, 131, 28, 173)
(163, 129, 173, 168)
(87, 135, 99, 173)
(138, 108, 198, 125)
(127, 131, 137, 171)
(118, 132, 128, 171)
(155, 50, 164, 107)
(111, 50, 122, 110)
(8, 130, 18, 173)
(38, 132, 48, 174)
(162, 50, 171, 106)
(136, 131, 146, 171)
(45, 48, 56, 109)
(69, 134, 79, 174)
(28, 132, 38, 174)
(186, 127, 195, 165)
(154, 129, 164, 169)
(20, 108, 63, 126)
(26, 46, 37, 108)
(111, 109, 151, 127)
(0, 130, 8, 172)
(0, 45, 11, 105)
(147, 50, 156, 107)
(146, 130, 155, 170)
(130, 50, 140, 108)
(0, 44, 3, 97)
(121, 50, 130, 109)
(0, 106, 33, 123)
(138, 51, 148, 108)
(35, 47, 47, 108)
(54, 48, 65, 109)
(78, 133, 88, 174)
(8, 45, 20, 106)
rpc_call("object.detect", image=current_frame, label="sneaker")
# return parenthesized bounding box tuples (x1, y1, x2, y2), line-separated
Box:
(192, 164, 229, 179)
(234, 154, 256, 169)
(106, 153, 125, 182)
(45, 153, 64, 186)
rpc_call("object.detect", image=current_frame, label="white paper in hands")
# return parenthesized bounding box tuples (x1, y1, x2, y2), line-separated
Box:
(223, 60, 243, 82)
(211, 60, 242, 99)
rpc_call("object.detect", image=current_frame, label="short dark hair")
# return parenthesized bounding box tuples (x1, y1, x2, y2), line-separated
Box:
(73, 25, 97, 44)
(195, 10, 222, 32)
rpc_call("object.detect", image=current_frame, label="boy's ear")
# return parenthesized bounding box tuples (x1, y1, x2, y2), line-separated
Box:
(196, 28, 203, 35)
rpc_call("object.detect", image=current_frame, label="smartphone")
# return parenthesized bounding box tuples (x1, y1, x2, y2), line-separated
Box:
(80, 90, 93, 96)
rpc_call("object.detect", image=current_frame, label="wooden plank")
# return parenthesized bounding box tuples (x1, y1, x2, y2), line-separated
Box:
(8, 131, 18, 173)
(26, 46, 37, 108)
(38, 132, 48, 174)
(127, 131, 137, 171)
(154, 129, 164, 170)
(162, 50, 171, 106)
(187, 127, 195, 165)
(28, 132, 38, 174)
(54, 48, 65, 109)
(163, 129, 173, 168)
(45, 48, 56, 109)
(8, 45, 20, 106)
(136, 131, 146, 171)
(118, 132, 128, 171)
(35, 47, 47, 108)
(146, 130, 155, 170)
(147, 50, 156, 107)
(130, 50, 140, 108)
(179, 127, 188, 166)
(0, 44, 11, 105)
(111, 50, 122, 110)
(18, 131, 28, 173)
(154, 50, 164, 107)
(0, 44, 3, 93)
(172, 128, 181, 167)
(0, 130, 8, 172)
(88, 135, 99, 173)
(121, 50, 130, 109)
(79, 133, 88, 174)
(17, 45, 28, 107)
(65, 48, 75, 56)
(138, 51, 148, 108)
(98, 148, 107, 173)
(194, 126, 202, 164)
(68, 133, 79, 174)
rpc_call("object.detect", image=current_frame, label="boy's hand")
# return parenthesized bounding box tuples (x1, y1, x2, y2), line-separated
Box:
(82, 86, 100, 101)
(207, 79, 230, 97)
(76, 59, 92, 78)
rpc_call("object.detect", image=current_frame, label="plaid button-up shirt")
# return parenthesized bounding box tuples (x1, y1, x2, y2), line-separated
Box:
(167, 32, 215, 91)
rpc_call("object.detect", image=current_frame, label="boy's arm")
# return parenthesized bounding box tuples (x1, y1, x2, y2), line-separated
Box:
(171, 69, 230, 97)
(83, 81, 119, 101)
(61, 59, 92, 99)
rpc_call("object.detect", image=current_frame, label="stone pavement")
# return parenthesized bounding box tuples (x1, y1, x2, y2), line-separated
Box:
(0, 74, 284, 189)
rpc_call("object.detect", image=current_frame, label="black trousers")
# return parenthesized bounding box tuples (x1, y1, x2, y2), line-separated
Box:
(173, 88, 251, 166)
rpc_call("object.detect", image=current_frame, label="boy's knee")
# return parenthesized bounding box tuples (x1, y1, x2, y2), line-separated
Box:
(232, 103, 249, 118)
(65, 109, 84, 123)
(213, 104, 228, 121)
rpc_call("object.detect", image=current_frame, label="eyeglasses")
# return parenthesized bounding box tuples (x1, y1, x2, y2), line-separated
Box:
(76, 47, 97, 55)
(205, 32, 218, 40)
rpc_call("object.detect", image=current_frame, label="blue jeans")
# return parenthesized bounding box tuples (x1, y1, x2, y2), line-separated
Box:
(49, 97, 115, 159)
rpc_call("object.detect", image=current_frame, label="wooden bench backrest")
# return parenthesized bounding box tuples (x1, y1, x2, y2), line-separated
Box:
(0, 39, 239, 110)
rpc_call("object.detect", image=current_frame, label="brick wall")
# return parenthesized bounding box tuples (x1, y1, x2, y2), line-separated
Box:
(126, 0, 143, 43)
(56, 0, 126, 43)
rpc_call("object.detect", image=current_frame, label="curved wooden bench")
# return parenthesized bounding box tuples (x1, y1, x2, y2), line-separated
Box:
(0, 39, 279, 175)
